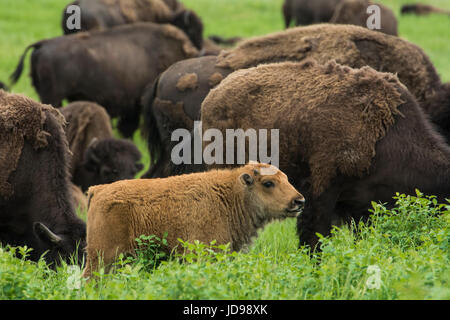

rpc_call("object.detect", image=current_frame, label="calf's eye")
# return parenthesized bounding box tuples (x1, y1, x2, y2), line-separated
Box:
(263, 181, 274, 188)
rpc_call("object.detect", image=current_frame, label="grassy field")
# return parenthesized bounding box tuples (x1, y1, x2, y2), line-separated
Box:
(0, 0, 449, 300)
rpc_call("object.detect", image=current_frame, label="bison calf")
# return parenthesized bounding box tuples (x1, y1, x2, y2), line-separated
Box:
(83, 162, 304, 277)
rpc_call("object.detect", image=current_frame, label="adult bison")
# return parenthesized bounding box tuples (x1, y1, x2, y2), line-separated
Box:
(401, 4, 450, 16)
(62, 0, 204, 50)
(283, 0, 342, 28)
(61, 102, 143, 191)
(200, 60, 450, 249)
(141, 56, 233, 178)
(330, 0, 398, 36)
(10, 22, 199, 138)
(0, 90, 86, 265)
(141, 24, 450, 178)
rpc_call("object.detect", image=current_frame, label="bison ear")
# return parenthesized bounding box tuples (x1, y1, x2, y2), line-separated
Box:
(34, 222, 63, 245)
(183, 10, 191, 25)
(84, 148, 101, 172)
(239, 173, 254, 186)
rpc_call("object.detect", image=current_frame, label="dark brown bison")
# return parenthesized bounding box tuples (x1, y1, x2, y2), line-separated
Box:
(73, 138, 143, 192)
(200, 60, 450, 249)
(283, 0, 342, 28)
(162, 0, 184, 11)
(0, 90, 86, 265)
(141, 24, 450, 178)
(61, 101, 143, 191)
(401, 3, 450, 16)
(330, 0, 398, 36)
(10, 22, 199, 138)
(141, 56, 233, 178)
(62, 0, 204, 50)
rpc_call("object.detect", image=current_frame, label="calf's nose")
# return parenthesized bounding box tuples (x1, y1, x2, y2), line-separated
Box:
(291, 197, 305, 209)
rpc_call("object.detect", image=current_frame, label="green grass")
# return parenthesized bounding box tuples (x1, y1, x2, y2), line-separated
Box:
(0, 0, 449, 300)
(1, 192, 449, 299)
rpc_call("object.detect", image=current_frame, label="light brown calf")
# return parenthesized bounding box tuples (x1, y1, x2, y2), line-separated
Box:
(83, 162, 304, 278)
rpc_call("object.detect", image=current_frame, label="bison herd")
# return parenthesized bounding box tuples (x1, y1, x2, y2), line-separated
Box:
(0, 0, 449, 278)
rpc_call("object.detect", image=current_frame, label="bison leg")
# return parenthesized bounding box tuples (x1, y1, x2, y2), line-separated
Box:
(297, 184, 341, 250)
(283, 2, 293, 28)
(117, 107, 141, 138)
(141, 147, 171, 179)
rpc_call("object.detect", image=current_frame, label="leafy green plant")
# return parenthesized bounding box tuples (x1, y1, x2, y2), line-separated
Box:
(115, 233, 169, 273)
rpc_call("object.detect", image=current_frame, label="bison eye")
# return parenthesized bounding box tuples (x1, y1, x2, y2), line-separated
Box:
(263, 181, 274, 188)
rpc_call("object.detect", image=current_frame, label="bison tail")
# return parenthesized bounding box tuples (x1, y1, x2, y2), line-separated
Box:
(208, 35, 242, 46)
(9, 41, 44, 86)
(141, 76, 163, 167)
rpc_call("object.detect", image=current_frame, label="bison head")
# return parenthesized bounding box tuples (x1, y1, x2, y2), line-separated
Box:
(33, 220, 86, 267)
(240, 162, 305, 220)
(172, 9, 204, 50)
(74, 138, 143, 192)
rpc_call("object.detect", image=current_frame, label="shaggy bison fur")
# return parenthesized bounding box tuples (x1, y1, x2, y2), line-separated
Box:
(0, 90, 86, 265)
(62, 0, 204, 50)
(141, 56, 233, 178)
(82, 162, 304, 277)
(141, 24, 450, 178)
(200, 60, 450, 249)
(10, 23, 199, 138)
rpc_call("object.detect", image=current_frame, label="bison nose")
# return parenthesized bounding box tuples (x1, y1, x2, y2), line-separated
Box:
(292, 197, 305, 209)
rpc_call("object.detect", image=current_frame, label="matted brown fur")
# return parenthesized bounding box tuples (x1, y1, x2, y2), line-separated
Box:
(0, 90, 66, 198)
(83, 162, 304, 277)
(208, 72, 224, 88)
(102, 0, 173, 23)
(176, 73, 198, 92)
(160, 23, 200, 57)
(202, 60, 405, 197)
(330, 0, 398, 36)
(216, 24, 438, 105)
(61, 101, 113, 177)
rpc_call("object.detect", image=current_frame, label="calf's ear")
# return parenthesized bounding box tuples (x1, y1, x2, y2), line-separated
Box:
(239, 173, 254, 186)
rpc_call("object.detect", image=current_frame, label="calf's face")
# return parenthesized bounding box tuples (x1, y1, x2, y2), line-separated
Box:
(240, 163, 305, 219)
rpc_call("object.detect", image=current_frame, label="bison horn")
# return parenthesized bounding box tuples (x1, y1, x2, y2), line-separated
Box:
(88, 137, 99, 149)
(183, 10, 191, 25)
(34, 222, 63, 245)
